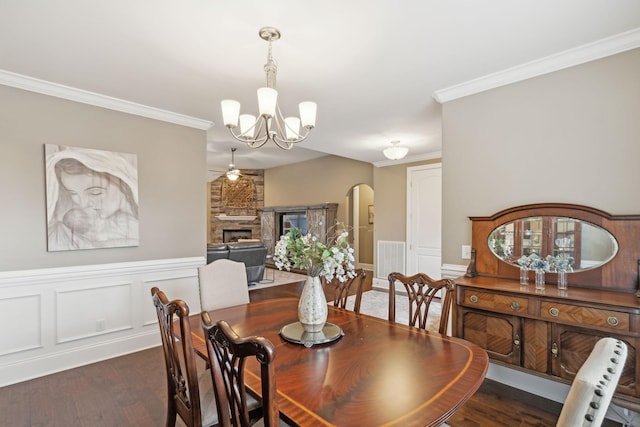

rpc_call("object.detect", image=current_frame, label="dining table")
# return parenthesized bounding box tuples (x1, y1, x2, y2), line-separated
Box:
(189, 297, 488, 427)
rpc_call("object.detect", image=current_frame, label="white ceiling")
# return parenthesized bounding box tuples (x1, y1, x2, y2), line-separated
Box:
(2, 1, 640, 175)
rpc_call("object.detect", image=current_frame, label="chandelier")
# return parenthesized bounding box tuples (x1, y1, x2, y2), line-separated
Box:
(226, 148, 240, 181)
(221, 27, 317, 150)
(383, 140, 409, 160)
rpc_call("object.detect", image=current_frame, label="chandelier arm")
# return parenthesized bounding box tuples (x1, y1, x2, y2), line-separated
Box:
(272, 137, 294, 150)
(273, 106, 288, 140)
(272, 128, 310, 148)
(228, 127, 269, 147)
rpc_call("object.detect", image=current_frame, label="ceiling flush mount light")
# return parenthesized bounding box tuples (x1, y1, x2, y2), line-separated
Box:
(383, 140, 409, 160)
(226, 148, 240, 181)
(221, 27, 317, 150)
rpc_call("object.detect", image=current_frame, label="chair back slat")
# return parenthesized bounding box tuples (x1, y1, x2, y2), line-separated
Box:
(202, 314, 280, 427)
(328, 268, 367, 313)
(387, 272, 455, 335)
(151, 287, 203, 427)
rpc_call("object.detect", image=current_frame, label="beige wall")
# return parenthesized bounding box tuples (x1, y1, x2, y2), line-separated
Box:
(372, 159, 441, 243)
(357, 184, 374, 264)
(442, 48, 640, 267)
(264, 155, 373, 224)
(0, 85, 207, 271)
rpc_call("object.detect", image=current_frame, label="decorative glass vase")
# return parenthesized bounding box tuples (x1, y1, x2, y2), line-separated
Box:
(557, 270, 568, 290)
(298, 275, 328, 332)
(535, 270, 545, 290)
(519, 266, 529, 285)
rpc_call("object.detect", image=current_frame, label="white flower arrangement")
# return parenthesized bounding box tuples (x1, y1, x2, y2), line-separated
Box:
(273, 226, 356, 282)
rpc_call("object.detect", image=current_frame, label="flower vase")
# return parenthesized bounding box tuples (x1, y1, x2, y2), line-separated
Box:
(519, 266, 529, 285)
(557, 270, 568, 290)
(298, 275, 328, 332)
(535, 270, 545, 290)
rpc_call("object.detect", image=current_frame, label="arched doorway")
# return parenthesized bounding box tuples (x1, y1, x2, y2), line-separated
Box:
(346, 184, 374, 271)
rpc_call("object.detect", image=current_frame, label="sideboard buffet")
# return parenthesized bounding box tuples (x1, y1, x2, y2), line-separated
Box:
(454, 203, 640, 410)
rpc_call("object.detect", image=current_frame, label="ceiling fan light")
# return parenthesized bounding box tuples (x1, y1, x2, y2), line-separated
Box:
(383, 140, 409, 160)
(299, 101, 317, 128)
(226, 148, 241, 181)
(221, 99, 240, 127)
(257, 87, 277, 117)
(226, 167, 240, 181)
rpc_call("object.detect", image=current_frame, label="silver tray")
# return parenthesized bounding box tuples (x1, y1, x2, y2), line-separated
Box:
(279, 322, 344, 348)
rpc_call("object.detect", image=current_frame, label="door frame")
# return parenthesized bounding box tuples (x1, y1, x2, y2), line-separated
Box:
(406, 162, 442, 277)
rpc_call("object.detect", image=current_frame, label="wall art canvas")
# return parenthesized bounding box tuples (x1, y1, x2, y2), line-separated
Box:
(45, 144, 139, 251)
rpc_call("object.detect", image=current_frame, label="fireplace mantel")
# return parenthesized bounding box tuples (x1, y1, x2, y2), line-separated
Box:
(215, 215, 257, 221)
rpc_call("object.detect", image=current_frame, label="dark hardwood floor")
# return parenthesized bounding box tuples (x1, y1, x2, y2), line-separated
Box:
(0, 278, 621, 426)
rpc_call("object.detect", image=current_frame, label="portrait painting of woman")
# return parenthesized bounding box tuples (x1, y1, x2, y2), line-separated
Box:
(45, 144, 139, 251)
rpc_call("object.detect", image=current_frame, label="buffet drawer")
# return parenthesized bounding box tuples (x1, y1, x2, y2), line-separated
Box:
(461, 289, 528, 315)
(540, 301, 629, 331)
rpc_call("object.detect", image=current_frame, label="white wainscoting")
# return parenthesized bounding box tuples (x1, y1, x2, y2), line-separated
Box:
(0, 257, 204, 387)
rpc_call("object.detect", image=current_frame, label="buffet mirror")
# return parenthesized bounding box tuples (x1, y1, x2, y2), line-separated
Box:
(468, 203, 640, 292)
(487, 216, 618, 273)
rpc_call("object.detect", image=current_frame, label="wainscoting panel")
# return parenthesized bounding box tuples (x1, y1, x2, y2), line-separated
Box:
(0, 293, 41, 356)
(0, 257, 203, 387)
(56, 282, 133, 344)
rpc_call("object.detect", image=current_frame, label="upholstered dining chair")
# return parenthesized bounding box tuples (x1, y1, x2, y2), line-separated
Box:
(387, 272, 455, 335)
(201, 314, 289, 427)
(327, 268, 367, 313)
(198, 259, 250, 312)
(150, 287, 218, 427)
(556, 337, 628, 427)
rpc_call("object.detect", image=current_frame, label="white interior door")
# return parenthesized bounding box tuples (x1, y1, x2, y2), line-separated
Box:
(407, 164, 442, 279)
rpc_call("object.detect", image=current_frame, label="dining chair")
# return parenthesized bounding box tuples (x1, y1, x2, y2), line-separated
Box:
(387, 272, 455, 335)
(150, 287, 218, 427)
(556, 337, 628, 427)
(201, 313, 287, 427)
(327, 268, 367, 313)
(198, 259, 250, 312)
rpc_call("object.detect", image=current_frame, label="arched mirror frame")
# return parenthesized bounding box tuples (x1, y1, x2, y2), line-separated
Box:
(467, 203, 640, 292)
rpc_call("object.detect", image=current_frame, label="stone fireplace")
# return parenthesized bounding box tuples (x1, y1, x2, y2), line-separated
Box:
(208, 169, 263, 244)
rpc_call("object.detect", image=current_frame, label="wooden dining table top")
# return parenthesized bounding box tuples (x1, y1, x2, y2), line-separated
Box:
(189, 297, 488, 427)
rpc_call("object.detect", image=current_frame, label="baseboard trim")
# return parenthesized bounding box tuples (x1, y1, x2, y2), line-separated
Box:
(0, 330, 160, 387)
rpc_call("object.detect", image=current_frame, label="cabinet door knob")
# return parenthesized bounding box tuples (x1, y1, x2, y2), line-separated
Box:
(510, 302, 521, 311)
(551, 342, 558, 357)
(514, 334, 521, 347)
(470, 295, 479, 303)
(548, 307, 560, 317)
(607, 316, 619, 326)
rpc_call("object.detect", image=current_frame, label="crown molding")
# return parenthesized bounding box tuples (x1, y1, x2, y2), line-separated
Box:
(433, 27, 640, 103)
(372, 150, 442, 168)
(0, 70, 213, 130)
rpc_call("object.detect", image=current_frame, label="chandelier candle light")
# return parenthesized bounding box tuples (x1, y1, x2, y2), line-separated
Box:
(221, 27, 317, 150)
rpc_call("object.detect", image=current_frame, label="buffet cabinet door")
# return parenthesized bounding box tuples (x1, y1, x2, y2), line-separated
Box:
(458, 308, 522, 365)
(551, 323, 638, 398)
